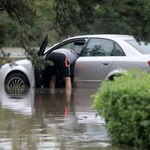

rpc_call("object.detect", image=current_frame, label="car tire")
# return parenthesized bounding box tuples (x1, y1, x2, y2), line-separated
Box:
(109, 74, 121, 81)
(5, 73, 30, 90)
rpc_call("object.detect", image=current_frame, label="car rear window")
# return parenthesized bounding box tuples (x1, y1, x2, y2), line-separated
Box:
(125, 39, 150, 54)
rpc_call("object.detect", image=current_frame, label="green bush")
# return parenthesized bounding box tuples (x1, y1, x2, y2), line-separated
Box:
(92, 70, 150, 149)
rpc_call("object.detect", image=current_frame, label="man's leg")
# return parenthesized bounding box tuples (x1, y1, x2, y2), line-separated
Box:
(64, 77, 72, 103)
(50, 75, 56, 93)
(64, 77, 72, 89)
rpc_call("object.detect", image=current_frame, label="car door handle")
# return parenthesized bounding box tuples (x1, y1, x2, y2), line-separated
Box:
(102, 63, 109, 65)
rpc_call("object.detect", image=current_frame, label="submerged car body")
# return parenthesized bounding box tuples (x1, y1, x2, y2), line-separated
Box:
(1, 34, 150, 89)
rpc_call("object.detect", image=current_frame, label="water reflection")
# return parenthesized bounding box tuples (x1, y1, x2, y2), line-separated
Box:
(0, 86, 131, 150)
(0, 86, 34, 115)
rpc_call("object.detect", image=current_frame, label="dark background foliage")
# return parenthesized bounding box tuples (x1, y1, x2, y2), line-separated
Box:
(0, 0, 150, 47)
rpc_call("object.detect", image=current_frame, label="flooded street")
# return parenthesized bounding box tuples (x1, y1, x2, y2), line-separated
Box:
(0, 87, 131, 150)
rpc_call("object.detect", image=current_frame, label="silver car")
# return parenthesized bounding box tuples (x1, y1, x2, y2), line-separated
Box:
(1, 34, 150, 89)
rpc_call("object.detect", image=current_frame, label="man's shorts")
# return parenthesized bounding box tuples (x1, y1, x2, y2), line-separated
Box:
(47, 52, 70, 77)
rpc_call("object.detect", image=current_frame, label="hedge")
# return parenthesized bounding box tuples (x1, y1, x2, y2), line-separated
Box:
(92, 70, 150, 149)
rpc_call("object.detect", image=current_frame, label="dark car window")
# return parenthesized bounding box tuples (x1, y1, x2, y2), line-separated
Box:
(110, 43, 126, 56)
(81, 38, 125, 56)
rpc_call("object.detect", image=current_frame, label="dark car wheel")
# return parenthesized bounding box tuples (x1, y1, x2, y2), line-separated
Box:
(5, 73, 30, 91)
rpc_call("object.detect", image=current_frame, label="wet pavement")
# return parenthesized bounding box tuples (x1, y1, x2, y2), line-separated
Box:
(0, 87, 131, 150)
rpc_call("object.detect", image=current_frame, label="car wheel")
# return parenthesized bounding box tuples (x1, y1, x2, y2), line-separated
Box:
(5, 73, 30, 90)
(109, 74, 121, 81)
(4, 85, 29, 95)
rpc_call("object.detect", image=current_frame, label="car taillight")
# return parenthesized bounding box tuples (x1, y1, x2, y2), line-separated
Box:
(148, 61, 150, 66)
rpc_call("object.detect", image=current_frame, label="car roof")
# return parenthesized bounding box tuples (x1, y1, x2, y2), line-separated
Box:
(67, 34, 134, 40)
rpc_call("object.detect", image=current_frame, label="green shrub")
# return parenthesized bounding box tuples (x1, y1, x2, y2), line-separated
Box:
(92, 70, 150, 149)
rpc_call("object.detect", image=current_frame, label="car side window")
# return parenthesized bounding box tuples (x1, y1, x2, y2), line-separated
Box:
(81, 38, 113, 56)
(81, 38, 125, 56)
(61, 39, 87, 55)
(110, 43, 126, 56)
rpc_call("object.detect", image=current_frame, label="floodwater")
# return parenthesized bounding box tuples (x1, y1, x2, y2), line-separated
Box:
(0, 86, 132, 150)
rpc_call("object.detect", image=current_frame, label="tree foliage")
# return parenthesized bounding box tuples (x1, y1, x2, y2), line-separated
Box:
(98, 0, 150, 41)
(1, 0, 150, 47)
(0, 0, 35, 24)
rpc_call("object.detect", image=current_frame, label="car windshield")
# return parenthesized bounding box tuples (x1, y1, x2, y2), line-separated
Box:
(125, 39, 150, 54)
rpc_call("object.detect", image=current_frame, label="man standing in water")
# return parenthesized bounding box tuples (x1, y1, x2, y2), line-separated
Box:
(47, 48, 78, 92)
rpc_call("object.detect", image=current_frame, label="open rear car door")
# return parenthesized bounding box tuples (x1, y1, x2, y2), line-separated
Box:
(38, 35, 48, 56)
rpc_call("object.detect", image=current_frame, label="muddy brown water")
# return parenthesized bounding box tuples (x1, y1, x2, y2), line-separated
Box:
(0, 87, 132, 150)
